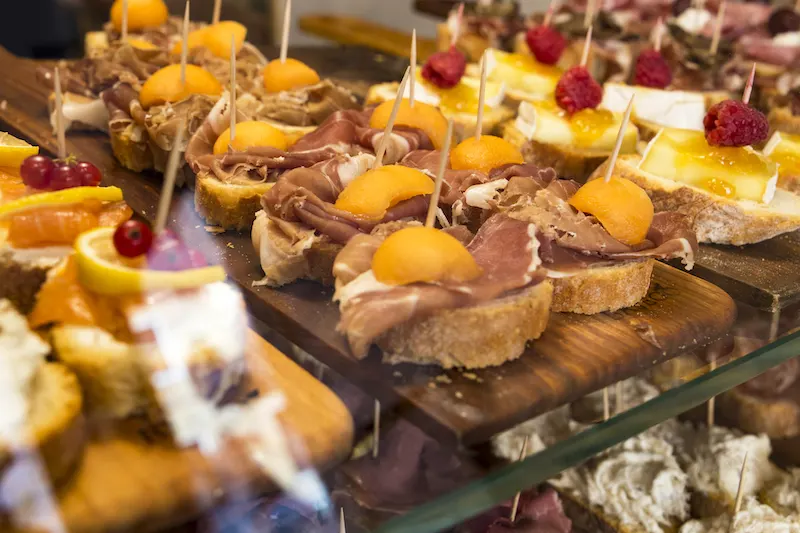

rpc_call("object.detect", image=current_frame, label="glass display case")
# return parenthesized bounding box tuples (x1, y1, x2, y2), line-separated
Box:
(0, 0, 799, 532)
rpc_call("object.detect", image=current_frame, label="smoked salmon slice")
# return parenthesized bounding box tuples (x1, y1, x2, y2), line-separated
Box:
(6, 200, 132, 248)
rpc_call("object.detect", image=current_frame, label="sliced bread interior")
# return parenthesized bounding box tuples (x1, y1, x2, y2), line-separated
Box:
(550, 260, 654, 315)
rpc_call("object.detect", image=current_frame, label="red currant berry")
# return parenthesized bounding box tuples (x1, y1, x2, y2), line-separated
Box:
(113, 220, 154, 258)
(187, 248, 209, 268)
(20, 155, 55, 189)
(48, 163, 81, 190)
(147, 230, 194, 271)
(74, 161, 102, 187)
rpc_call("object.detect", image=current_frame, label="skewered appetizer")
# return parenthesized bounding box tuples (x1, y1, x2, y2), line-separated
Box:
(0, 149, 132, 313)
(332, 216, 552, 368)
(594, 98, 800, 244)
(27, 219, 244, 422)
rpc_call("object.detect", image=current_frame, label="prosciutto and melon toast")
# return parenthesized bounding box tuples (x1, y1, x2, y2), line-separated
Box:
(332, 216, 552, 368)
(485, 168, 696, 314)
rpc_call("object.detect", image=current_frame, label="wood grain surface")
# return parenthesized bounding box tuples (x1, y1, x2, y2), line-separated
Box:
(0, 332, 353, 533)
(0, 47, 735, 446)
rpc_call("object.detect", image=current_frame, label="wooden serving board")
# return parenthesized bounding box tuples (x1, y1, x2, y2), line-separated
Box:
(2, 331, 353, 533)
(0, 48, 735, 446)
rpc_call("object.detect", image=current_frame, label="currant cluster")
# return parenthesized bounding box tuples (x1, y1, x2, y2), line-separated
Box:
(20, 155, 102, 190)
(113, 221, 209, 271)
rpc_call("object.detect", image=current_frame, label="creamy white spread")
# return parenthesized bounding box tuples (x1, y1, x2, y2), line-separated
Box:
(464, 179, 508, 209)
(766, 469, 800, 515)
(675, 8, 713, 34)
(679, 497, 800, 533)
(0, 300, 48, 443)
(774, 31, 800, 47)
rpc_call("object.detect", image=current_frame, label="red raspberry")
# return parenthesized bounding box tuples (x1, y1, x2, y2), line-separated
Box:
(633, 49, 672, 89)
(525, 25, 567, 66)
(421, 46, 466, 89)
(703, 100, 769, 147)
(555, 66, 603, 114)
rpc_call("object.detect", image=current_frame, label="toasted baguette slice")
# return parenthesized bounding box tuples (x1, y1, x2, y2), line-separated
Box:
(550, 260, 654, 315)
(22, 363, 86, 485)
(84, 30, 110, 58)
(0, 248, 64, 314)
(592, 156, 800, 245)
(378, 281, 553, 369)
(109, 125, 154, 172)
(503, 121, 611, 183)
(365, 82, 514, 140)
(195, 175, 274, 230)
(768, 106, 800, 137)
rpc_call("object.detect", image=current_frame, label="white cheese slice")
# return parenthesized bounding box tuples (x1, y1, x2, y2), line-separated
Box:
(674, 8, 712, 35)
(602, 83, 706, 131)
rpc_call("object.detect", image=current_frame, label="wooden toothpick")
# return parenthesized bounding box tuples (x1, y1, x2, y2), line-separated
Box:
(742, 63, 756, 105)
(340, 508, 346, 533)
(451, 3, 465, 47)
(710, 1, 726, 56)
(154, 119, 186, 235)
(410, 29, 417, 107)
(476, 51, 488, 141)
(730, 452, 749, 532)
(509, 436, 529, 523)
(374, 67, 411, 168)
(212, 0, 222, 25)
(615, 381, 623, 414)
(121, 0, 129, 41)
(603, 387, 610, 421)
(180, 1, 190, 86)
(584, 0, 596, 29)
(544, 0, 556, 27)
(707, 354, 717, 428)
(280, 0, 292, 64)
(229, 35, 237, 147)
(654, 17, 663, 52)
(425, 120, 454, 228)
(53, 68, 66, 160)
(372, 399, 380, 459)
(603, 94, 634, 183)
(580, 26, 593, 68)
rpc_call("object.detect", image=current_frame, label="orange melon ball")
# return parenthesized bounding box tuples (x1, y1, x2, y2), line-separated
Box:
(569, 176, 654, 246)
(213, 121, 288, 155)
(203, 21, 247, 59)
(263, 58, 320, 93)
(449, 135, 524, 174)
(372, 226, 482, 286)
(335, 165, 434, 220)
(139, 64, 223, 109)
(110, 0, 169, 32)
(171, 27, 209, 55)
(369, 99, 448, 150)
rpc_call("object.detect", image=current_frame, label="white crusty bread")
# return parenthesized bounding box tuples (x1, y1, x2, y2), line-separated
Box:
(503, 120, 614, 183)
(0, 301, 85, 487)
(194, 175, 274, 231)
(365, 82, 514, 140)
(591, 156, 800, 245)
(378, 282, 553, 369)
(549, 260, 654, 315)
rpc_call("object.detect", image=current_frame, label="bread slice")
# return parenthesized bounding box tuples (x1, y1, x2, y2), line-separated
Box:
(768, 106, 800, 137)
(109, 124, 154, 172)
(550, 260, 654, 315)
(0, 248, 63, 314)
(503, 121, 612, 183)
(593, 156, 800, 245)
(194, 175, 274, 230)
(378, 281, 553, 369)
(365, 82, 514, 140)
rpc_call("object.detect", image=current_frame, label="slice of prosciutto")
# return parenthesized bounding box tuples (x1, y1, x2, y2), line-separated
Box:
(333, 214, 546, 358)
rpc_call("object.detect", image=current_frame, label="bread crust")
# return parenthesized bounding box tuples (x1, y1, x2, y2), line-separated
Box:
(593, 156, 800, 245)
(109, 126, 154, 172)
(503, 121, 610, 183)
(194, 173, 274, 230)
(550, 261, 654, 314)
(378, 282, 553, 369)
(717, 387, 800, 440)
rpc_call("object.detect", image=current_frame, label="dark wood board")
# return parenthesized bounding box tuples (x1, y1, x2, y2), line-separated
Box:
(0, 47, 736, 446)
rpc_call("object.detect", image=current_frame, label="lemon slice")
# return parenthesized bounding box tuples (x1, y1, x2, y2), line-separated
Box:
(0, 133, 39, 169)
(75, 227, 226, 295)
(0, 186, 124, 218)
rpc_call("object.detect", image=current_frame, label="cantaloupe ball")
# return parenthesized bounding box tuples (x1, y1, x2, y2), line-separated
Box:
(263, 58, 320, 93)
(110, 0, 169, 32)
(212, 121, 288, 155)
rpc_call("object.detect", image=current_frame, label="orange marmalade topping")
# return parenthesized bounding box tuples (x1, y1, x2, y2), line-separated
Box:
(4, 200, 132, 248)
(534, 100, 616, 147)
(29, 256, 137, 341)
